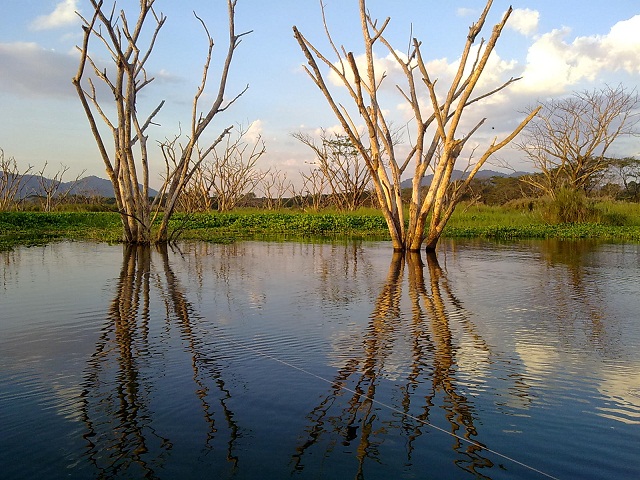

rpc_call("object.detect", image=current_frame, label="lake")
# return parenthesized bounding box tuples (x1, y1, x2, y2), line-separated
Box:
(1, 239, 639, 479)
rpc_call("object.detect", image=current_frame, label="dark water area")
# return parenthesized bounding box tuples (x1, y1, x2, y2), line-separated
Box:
(1, 239, 639, 479)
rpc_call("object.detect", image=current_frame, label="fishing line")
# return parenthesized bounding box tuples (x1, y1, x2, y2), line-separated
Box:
(216, 331, 561, 480)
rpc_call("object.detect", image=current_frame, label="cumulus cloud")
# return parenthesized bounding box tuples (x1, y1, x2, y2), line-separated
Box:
(507, 8, 539, 36)
(601, 15, 640, 73)
(245, 119, 264, 142)
(0, 42, 77, 98)
(516, 15, 640, 94)
(31, 0, 79, 31)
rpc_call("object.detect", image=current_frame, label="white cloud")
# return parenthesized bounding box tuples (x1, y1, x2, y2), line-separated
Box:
(507, 8, 539, 37)
(516, 15, 640, 94)
(31, 0, 79, 31)
(313, 124, 348, 137)
(328, 51, 403, 90)
(155, 69, 182, 84)
(601, 15, 640, 74)
(245, 119, 264, 142)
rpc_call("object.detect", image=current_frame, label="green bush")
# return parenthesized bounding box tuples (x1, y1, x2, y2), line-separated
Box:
(542, 189, 598, 224)
(503, 197, 540, 212)
(599, 212, 629, 226)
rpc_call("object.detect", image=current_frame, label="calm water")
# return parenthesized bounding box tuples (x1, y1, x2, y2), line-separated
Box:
(1, 239, 639, 480)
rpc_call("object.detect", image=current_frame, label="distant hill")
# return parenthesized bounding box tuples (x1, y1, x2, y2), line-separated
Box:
(1, 173, 158, 199)
(399, 169, 526, 189)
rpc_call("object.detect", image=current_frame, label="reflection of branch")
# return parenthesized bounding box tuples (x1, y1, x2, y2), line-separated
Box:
(80, 244, 240, 477)
(414, 253, 491, 477)
(81, 245, 167, 478)
(293, 252, 404, 473)
(293, 251, 493, 477)
(157, 243, 240, 467)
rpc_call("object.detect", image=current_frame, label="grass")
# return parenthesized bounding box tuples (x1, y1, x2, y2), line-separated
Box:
(2, 202, 640, 251)
(443, 202, 640, 241)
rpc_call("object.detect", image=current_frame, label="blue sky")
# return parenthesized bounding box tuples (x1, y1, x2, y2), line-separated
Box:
(1, 0, 639, 188)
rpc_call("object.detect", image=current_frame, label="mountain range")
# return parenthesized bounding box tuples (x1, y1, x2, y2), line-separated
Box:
(399, 169, 526, 189)
(2, 173, 159, 199)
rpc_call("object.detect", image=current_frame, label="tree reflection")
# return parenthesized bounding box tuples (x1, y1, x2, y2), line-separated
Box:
(293, 251, 494, 478)
(1, 247, 20, 290)
(80, 244, 239, 478)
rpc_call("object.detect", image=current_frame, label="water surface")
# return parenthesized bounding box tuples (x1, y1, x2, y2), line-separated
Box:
(1, 239, 639, 479)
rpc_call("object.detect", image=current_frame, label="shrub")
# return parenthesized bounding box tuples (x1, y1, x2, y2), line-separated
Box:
(543, 189, 599, 224)
(503, 197, 540, 212)
(599, 212, 629, 226)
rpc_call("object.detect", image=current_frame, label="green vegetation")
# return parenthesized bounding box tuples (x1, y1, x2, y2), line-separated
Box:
(445, 200, 640, 241)
(2, 200, 640, 251)
(0, 212, 122, 250)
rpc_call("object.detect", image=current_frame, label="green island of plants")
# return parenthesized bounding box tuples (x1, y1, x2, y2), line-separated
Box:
(2, 197, 640, 252)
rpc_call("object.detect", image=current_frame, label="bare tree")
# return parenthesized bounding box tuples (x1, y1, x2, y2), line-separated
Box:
(517, 85, 640, 197)
(0, 148, 32, 211)
(259, 168, 293, 210)
(198, 126, 267, 212)
(176, 165, 214, 213)
(293, 0, 539, 251)
(73, 0, 250, 244)
(297, 167, 328, 211)
(293, 130, 371, 211)
(34, 162, 86, 212)
(158, 133, 214, 214)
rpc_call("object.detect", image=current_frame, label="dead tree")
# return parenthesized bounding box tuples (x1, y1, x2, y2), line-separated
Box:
(259, 168, 293, 210)
(297, 167, 328, 211)
(517, 85, 640, 197)
(73, 0, 250, 243)
(176, 166, 214, 213)
(0, 148, 32, 211)
(34, 162, 85, 212)
(293, 0, 539, 251)
(196, 126, 267, 212)
(293, 130, 371, 211)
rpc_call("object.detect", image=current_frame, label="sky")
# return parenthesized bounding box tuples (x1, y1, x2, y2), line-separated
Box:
(1, 0, 639, 190)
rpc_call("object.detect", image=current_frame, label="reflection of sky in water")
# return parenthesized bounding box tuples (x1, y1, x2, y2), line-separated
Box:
(597, 366, 640, 424)
(1, 239, 639, 479)
(1, 243, 122, 417)
(439, 240, 640, 425)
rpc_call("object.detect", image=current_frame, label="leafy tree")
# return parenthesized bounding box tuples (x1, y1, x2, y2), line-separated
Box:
(607, 157, 640, 201)
(465, 175, 536, 206)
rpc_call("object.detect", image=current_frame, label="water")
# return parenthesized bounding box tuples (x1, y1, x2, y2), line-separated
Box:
(1, 239, 639, 479)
